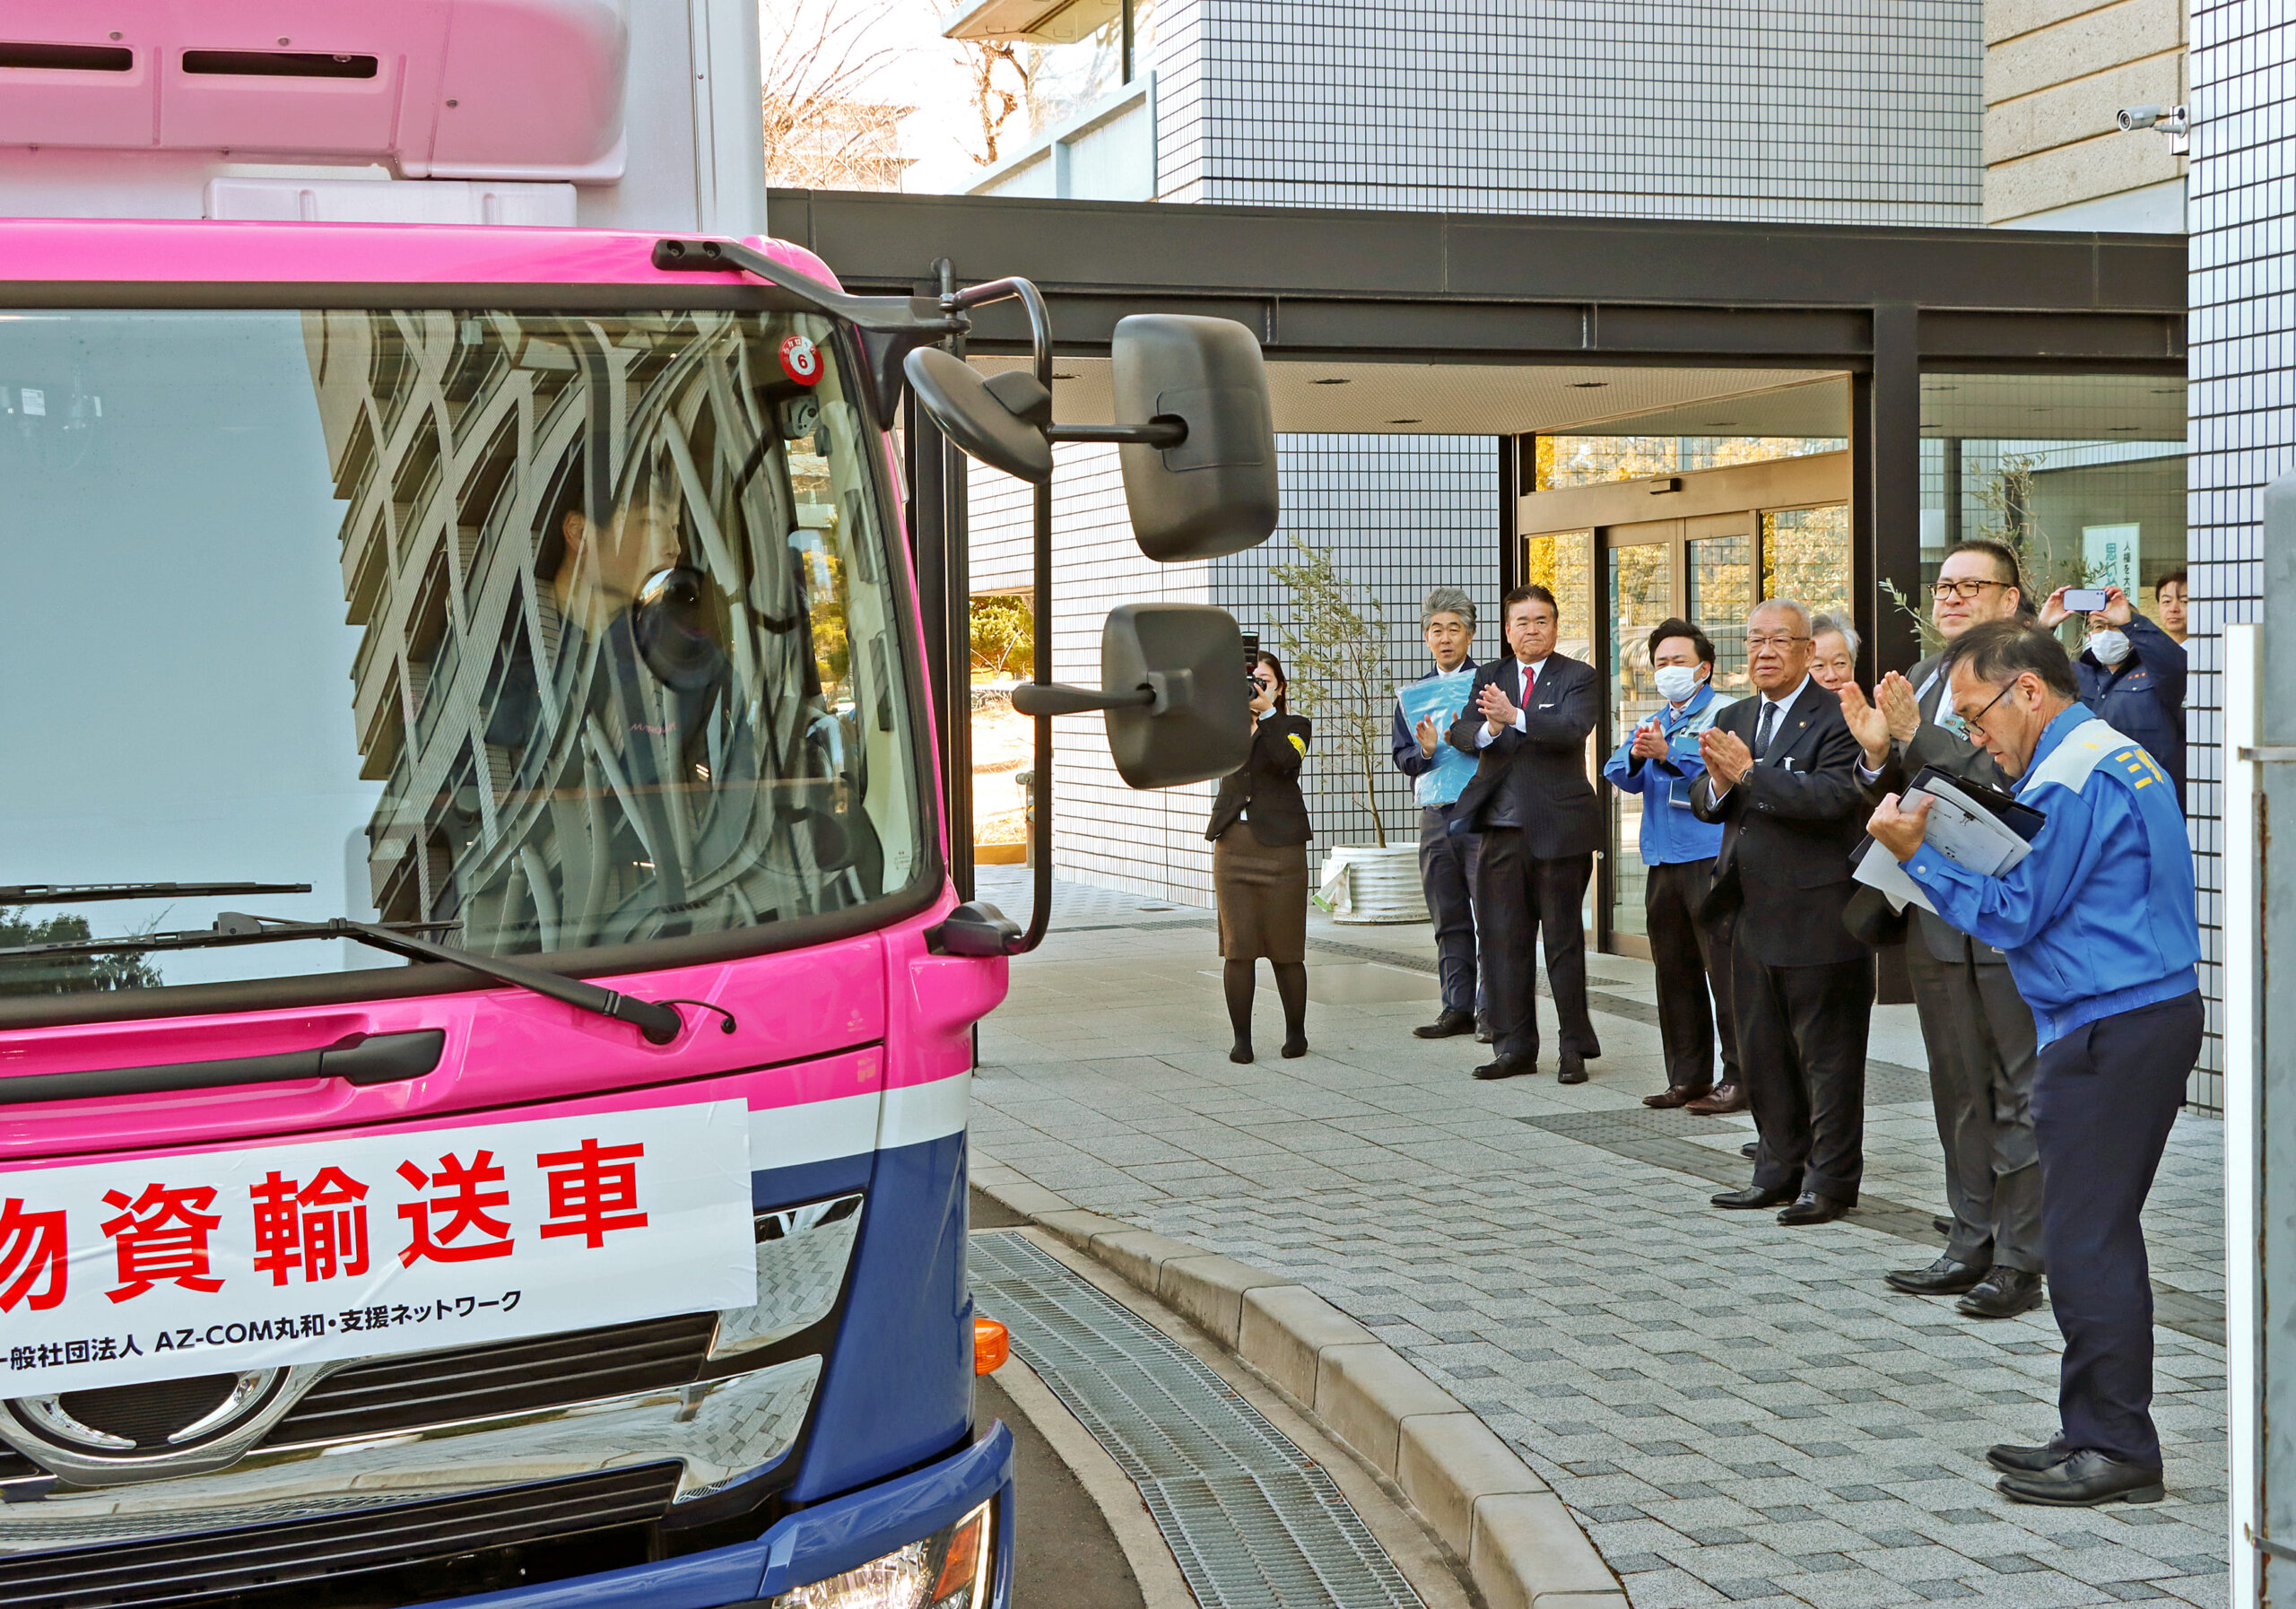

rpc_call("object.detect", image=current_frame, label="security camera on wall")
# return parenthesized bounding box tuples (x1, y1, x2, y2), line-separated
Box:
(2118, 104, 2189, 152)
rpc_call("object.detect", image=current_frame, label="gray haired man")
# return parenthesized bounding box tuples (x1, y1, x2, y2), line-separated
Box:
(1393, 587, 1483, 1038)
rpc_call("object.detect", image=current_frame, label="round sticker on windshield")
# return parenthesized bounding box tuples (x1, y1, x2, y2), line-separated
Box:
(778, 334, 822, 387)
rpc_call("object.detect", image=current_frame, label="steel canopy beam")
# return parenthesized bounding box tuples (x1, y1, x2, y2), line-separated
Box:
(768, 189, 2186, 370)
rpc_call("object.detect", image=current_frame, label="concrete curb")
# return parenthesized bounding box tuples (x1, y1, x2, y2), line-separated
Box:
(976, 1173, 1626, 1609)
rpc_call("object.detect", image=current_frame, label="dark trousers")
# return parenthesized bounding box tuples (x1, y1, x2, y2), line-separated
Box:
(1418, 805, 1482, 1014)
(1737, 947, 1873, 1205)
(1477, 831, 1595, 1062)
(1908, 942, 2043, 1273)
(2031, 989, 2202, 1468)
(1645, 857, 1738, 1092)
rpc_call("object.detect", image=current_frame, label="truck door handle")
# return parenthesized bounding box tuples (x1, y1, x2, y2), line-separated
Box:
(0, 1029, 448, 1106)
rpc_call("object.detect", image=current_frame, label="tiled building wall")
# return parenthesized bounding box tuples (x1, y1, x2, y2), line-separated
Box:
(970, 448, 1220, 906)
(1212, 436, 1502, 874)
(1151, 0, 1984, 223)
(2183, 0, 2292, 1107)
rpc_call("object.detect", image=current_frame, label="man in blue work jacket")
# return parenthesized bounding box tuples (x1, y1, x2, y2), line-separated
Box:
(1869, 620, 2201, 1509)
(1601, 617, 1741, 1111)
(1392, 587, 1483, 1039)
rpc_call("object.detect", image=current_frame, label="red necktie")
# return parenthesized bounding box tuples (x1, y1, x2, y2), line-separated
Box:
(1520, 663, 1535, 703)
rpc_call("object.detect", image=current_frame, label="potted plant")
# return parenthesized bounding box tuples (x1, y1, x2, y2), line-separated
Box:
(1268, 536, 1428, 924)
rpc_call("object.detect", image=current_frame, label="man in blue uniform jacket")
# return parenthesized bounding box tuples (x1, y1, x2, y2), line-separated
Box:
(1600, 617, 1739, 1110)
(1869, 621, 2202, 1509)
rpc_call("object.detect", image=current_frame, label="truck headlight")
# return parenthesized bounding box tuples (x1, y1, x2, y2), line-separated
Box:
(774, 1500, 995, 1609)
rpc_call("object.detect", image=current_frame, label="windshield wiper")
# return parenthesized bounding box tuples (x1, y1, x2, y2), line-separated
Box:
(0, 912, 696, 1046)
(0, 882, 312, 906)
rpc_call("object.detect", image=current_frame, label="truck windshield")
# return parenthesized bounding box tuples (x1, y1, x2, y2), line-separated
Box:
(0, 307, 925, 1003)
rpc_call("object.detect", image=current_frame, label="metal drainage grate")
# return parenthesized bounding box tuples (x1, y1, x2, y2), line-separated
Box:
(969, 1231, 1426, 1609)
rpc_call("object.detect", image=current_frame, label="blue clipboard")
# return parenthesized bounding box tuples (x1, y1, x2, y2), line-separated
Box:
(1397, 670, 1477, 807)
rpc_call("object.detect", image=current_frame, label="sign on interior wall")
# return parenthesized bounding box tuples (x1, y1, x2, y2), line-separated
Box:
(2083, 523, 2140, 594)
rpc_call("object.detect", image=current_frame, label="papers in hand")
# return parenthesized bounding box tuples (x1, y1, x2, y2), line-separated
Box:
(1851, 771, 2038, 914)
(1396, 668, 1478, 807)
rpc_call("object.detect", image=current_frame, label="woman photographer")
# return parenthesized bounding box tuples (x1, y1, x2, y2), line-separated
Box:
(1206, 651, 1314, 1063)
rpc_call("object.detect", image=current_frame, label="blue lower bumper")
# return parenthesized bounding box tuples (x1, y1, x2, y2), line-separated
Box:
(437, 1422, 1015, 1609)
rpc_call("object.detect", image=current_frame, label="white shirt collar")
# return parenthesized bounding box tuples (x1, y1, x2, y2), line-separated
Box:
(1517, 654, 1550, 680)
(1760, 674, 1810, 713)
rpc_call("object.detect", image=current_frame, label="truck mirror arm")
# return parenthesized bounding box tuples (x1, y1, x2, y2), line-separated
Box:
(653, 238, 966, 427)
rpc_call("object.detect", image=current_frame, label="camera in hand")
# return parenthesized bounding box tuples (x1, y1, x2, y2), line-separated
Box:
(1241, 630, 1261, 696)
(2063, 587, 2109, 613)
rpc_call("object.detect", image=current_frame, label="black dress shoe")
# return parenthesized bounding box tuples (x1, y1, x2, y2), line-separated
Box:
(1885, 1257, 1989, 1297)
(1711, 1183, 1796, 1209)
(1958, 1266, 2045, 1319)
(1777, 1192, 1850, 1226)
(1474, 1019, 1493, 1043)
(1557, 1048, 1587, 1085)
(1996, 1448, 2164, 1507)
(1414, 1008, 1476, 1039)
(1933, 1215, 1952, 1236)
(1987, 1435, 2074, 1474)
(1473, 1053, 1539, 1081)
(1739, 1141, 1758, 1160)
(1644, 1086, 1710, 1109)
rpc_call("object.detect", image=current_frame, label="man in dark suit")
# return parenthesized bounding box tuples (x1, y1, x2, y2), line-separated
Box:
(1692, 597, 1874, 1226)
(1445, 585, 1604, 1084)
(1393, 587, 1483, 1039)
(1841, 538, 2044, 1318)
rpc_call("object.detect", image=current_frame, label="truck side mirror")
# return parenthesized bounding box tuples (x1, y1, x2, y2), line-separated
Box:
(1110, 315, 1277, 562)
(901, 315, 1277, 564)
(902, 347, 1054, 483)
(1103, 603, 1254, 787)
(1009, 603, 1251, 787)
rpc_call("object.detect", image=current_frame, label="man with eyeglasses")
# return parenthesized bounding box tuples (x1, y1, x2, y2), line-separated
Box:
(1867, 622, 2200, 1509)
(1839, 539, 2046, 1321)
(1691, 598, 1872, 1227)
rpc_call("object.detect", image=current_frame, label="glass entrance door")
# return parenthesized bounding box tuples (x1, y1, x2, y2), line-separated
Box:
(1518, 448, 1849, 961)
(1601, 516, 1761, 952)
(1605, 526, 1675, 942)
(1523, 529, 1597, 938)
(1687, 527, 1754, 696)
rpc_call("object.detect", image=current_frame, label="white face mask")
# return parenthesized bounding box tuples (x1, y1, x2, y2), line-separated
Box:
(2088, 629, 2132, 666)
(1652, 665, 1705, 704)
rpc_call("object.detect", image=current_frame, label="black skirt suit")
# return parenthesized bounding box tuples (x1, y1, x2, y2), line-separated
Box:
(1205, 711, 1314, 961)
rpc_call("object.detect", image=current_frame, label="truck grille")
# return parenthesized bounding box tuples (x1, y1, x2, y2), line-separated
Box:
(259, 1312, 719, 1448)
(0, 1462, 679, 1608)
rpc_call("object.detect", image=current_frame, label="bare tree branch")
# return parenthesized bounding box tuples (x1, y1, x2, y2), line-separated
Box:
(761, 0, 914, 189)
(931, 3, 1031, 166)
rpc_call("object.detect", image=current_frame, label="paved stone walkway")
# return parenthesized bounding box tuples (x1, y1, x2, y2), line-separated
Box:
(969, 868, 2230, 1609)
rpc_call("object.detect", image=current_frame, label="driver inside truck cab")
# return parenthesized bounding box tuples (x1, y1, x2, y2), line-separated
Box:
(549, 489, 685, 636)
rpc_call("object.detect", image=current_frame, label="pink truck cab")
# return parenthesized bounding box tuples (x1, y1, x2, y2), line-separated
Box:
(0, 7, 1277, 1607)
